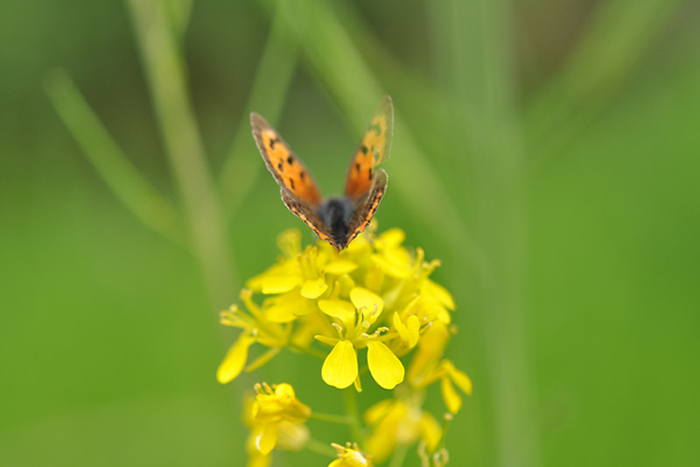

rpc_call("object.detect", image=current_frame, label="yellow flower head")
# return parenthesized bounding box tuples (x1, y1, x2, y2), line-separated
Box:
(245, 382, 311, 456)
(219, 226, 460, 393)
(363, 393, 442, 465)
(217, 289, 291, 384)
(329, 442, 373, 467)
(407, 322, 473, 413)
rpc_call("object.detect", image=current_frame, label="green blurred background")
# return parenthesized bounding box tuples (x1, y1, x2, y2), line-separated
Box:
(1, 0, 699, 465)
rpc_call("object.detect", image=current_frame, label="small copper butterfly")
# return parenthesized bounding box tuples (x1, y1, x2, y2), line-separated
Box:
(251, 95, 393, 251)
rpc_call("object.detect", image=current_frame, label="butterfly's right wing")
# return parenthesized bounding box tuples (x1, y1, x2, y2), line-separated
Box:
(251, 112, 323, 209)
(343, 168, 388, 248)
(344, 95, 394, 202)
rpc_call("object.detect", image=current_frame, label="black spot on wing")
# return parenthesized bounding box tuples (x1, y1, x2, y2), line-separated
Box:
(300, 171, 305, 181)
(289, 178, 295, 190)
(277, 162, 284, 172)
(287, 155, 294, 165)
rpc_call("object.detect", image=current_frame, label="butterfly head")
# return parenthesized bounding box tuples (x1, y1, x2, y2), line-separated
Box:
(318, 197, 355, 251)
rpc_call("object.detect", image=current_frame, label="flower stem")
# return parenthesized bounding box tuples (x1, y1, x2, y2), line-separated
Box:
(44, 69, 183, 246)
(388, 443, 409, 467)
(343, 388, 363, 446)
(309, 412, 355, 425)
(289, 343, 326, 360)
(304, 437, 336, 457)
(125, 0, 237, 309)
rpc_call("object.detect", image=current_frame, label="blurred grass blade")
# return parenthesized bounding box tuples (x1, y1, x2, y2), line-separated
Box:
(45, 68, 184, 246)
(218, 0, 299, 220)
(329, 0, 459, 181)
(432, 0, 540, 465)
(525, 0, 687, 167)
(126, 0, 236, 308)
(275, 0, 483, 268)
(164, 0, 193, 38)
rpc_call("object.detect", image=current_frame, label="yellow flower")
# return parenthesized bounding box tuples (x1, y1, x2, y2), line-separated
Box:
(218, 225, 461, 394)
(216, 290, 291, 383)
(363, 394, 442, 465)
(245, 382, 311, 456)
(328, 442, 373, 467)
(316, 287, 405, 390)
(406, 322, 472, 413)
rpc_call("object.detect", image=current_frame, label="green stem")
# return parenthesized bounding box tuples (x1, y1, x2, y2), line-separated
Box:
(44, 69, 184, 246)
(436, 413, 453, 451)
(388, 443, 409, 467)
(442, 0, 540, 465)
(309, 412, 355, 425)
(289, 344, 326, 360)
(343, 388, 363, 446)
(304, 437, 336, 457)
(525, 0, 687, 168)
(125, 0, 237, 308)
(218, 0, 299, 220)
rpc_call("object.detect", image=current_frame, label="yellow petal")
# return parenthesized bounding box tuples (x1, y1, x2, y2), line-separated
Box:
(260, 271, 302, 294)
(321, 340, 358, 389)
(266, 290, 315, 323)
(393, 312, 420, 348)
(393, 312, 409, 341)
(275, 420, 310, 451)
(378, 227, 406, 247)
(324, 259, 359, 275)
(406, 315, 420, 348)
(444, 360, 473, 395)
(424, 279, 455, 310)
(363, 398, 394, 425)
(318, 299, 355, 328)
(301, 277, 328, 299)
(371, 252, 410, 278)
(366, 341, 405, 390)
(217, 334, 256, 383)
(440, 376, 462, 413)
(255, 420, 280, 455)
(277, 228, 302, 258)
(350, 287, 384, 319)
(437, 308, 452, 324)
(337, 274, 356, 297)
(419, 412, 443, 452)
(363, 263, 385, 293)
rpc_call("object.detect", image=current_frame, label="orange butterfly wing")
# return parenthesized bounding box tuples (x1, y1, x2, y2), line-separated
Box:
(251, 113, 323, 208)
(345, 168, 388, 247)
(344, 95, 394, 201)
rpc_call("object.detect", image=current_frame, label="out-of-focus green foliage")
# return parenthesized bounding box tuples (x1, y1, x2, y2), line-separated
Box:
(1, 0, 698, 465)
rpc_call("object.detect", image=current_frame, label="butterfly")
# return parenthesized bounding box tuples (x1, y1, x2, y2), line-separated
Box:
(251, 95, 393, 251)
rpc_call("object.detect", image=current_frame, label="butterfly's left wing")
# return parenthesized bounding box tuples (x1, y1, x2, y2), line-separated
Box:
(251, 112, 323, 208)
(344, 96, 394, 202)
(344, 168, 388, 248)
(279, 188, 339, 250)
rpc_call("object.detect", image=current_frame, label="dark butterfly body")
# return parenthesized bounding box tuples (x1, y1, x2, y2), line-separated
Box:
(251, 96, 393, 250)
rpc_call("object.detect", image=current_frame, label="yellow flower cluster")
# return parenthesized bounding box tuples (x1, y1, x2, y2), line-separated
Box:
(242, 382, 311, 467)
(218, 227, 465, 392)
(219, 226, 472, 465)
(329, 442, 373, 467)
